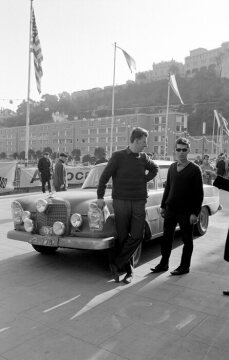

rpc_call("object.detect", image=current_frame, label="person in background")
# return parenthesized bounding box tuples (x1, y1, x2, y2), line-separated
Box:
(200, 154, 215, 185)
(213, 175, 229, 295)
(38, 152, 53, 194)
(97, 127, 158, 284)
(194, 155, 202, 166)
(216, 153, 226, 177)
(151, 137, 204, 275)
(53, 153, 68, 192)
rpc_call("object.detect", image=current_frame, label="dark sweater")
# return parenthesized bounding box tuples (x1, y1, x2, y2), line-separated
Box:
(97, 148, 158, 200)
(161, 161, 204, 216)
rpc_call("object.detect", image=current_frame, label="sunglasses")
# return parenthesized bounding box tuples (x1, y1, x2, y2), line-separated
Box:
(175, 148, 188, 152)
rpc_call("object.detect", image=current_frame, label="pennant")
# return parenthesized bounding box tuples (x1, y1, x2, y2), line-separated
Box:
(118, 47, 136, 73)
(169, 74, 184, 105)
(214, 110, 221, 128)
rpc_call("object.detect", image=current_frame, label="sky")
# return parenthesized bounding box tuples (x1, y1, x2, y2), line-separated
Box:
(1, 0, 229, 111)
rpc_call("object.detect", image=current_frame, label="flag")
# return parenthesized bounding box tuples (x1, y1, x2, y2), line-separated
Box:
(169, 74, 184, 105)
(219, 112, 229, 136)
(214, 109, 221, 128)
(118, 47, 136, 73)
(31, 7, 43, 94)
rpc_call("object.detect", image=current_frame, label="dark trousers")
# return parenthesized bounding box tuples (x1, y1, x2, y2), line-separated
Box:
(160, 208, 194, 269)
(41, 174, 51, 193)
(113, 199, 146, 273)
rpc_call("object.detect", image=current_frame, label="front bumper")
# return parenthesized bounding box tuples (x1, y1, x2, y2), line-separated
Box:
(7, 230, 115, 250)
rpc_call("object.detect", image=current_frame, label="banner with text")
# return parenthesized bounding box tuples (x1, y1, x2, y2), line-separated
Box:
(19, 166, 92, 188)
(0, 162, 17, 193)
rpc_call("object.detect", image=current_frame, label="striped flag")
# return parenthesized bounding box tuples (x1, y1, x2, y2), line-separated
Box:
(169, 74, 184, 105)
(118, 47, 136, 73)
(31, 7, 43, 94)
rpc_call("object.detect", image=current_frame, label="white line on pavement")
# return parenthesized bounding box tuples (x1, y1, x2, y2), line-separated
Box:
(43, 295, 81, 313)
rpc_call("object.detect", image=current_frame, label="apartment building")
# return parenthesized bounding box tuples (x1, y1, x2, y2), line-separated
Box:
(0, 111, 187, 159)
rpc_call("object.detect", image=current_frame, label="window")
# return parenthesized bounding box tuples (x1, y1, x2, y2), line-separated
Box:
(90, 129, 97, 134)
(154, 136, 158, 142)
(154, 117, 159, 124)
(99, 128, 106, 134)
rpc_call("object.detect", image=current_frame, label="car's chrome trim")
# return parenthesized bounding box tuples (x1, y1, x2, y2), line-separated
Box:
(7, 230, 115, 250)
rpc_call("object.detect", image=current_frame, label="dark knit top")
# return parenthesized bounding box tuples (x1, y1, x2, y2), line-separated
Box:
(97, 148, 158, 200)
(161, 161, 204, 216)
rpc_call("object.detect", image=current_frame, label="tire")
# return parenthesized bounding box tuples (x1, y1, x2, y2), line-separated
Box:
(194, 206, 209, 236)
(133, 243, 142, 266)
(32, 244, 58, 254)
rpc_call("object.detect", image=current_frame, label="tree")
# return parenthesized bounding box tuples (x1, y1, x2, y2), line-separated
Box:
(19, 151, 25, 160)
(43, 146, 52, 154)
(82, 154, 92, 163)
(28, 148, 35, 160)
(35, 150, 42, 159)
(11, 152, 19, 159)
(71, 148, 81, 161)
(94, 147, 106, 158)
(0, 152, 7, 159)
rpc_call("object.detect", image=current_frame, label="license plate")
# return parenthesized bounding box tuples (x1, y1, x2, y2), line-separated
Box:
(29, 235, 59, 247)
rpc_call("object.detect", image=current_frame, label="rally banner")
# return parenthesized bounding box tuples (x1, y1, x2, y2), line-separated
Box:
(0, 162, 17, 193)
(19, 165, 92, 188)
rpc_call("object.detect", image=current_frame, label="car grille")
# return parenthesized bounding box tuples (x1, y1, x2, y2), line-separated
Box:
(36, 201, 70, 235)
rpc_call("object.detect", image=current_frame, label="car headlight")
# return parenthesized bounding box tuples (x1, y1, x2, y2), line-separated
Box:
(24, 218, 34, 233)
(36, 199, 48, 213)
(22, 211, 31, 221)
(11, 201, 24, 224)
(53, 221, 65, 235)
(88, 203, 104, 231)
(70, 213, 83, 228)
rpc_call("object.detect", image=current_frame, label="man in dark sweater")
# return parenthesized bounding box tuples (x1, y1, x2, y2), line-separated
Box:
(38, 152, 53, 194)
(151, 137, 204, 275)
(97, 127, 158, 284)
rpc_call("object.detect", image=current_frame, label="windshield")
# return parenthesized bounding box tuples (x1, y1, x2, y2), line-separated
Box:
(82, 164, 112, 189)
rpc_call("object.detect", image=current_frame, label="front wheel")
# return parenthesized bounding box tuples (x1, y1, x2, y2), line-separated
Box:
(32, 244, 58, 254)
(194, 207, 209, 236)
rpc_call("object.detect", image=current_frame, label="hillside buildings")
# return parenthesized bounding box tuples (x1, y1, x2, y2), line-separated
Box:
(136, 41, 229, 82)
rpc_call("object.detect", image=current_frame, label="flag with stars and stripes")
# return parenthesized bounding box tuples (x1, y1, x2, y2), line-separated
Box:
(31, 7, 43, 94)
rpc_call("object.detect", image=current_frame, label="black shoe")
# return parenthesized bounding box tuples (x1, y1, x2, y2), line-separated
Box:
(170, 267, 189, 275)
(150, 264, 169, 273)
(123, 273, 133, 284)
(109, 264, 119, 283)
(223, 290, 229, 296)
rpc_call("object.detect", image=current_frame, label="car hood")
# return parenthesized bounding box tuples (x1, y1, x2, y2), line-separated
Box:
(15, 188, 113, 214)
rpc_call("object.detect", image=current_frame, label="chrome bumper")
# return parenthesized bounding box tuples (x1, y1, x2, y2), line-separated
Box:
(7, 230, 115, 250)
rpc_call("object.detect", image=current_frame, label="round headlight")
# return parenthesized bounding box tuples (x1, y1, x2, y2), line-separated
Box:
(22, 211, 31, 221)
(53, 221, 65, 235)
(36, 199, 48, 213)
(11, 201, 24, 224)
(70, 213, 83, 228)
(24, 218, 34, 233)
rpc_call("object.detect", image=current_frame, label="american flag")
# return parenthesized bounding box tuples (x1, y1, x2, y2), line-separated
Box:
(31, 7, 43, 94)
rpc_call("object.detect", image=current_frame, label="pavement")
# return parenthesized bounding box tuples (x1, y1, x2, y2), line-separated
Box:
(0, 192, 229, 360)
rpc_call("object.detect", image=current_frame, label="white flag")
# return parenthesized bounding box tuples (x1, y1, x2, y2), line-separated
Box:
(214, 109, 221, 127)
(169, 74, 184, 105)
(118, 47, 136, 73)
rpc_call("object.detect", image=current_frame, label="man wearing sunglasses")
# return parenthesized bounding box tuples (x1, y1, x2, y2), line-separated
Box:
(151, 137, 204, 275)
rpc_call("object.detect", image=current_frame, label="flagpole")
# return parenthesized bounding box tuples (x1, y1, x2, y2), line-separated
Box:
(164, 74, 170, 160)
(211, 111, 216, 157)
(25, 0, 33, 167)
(110, 42, 116, 158)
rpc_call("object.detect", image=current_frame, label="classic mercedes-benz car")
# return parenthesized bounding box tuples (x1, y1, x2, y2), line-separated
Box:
(7, 160, 220, 264)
